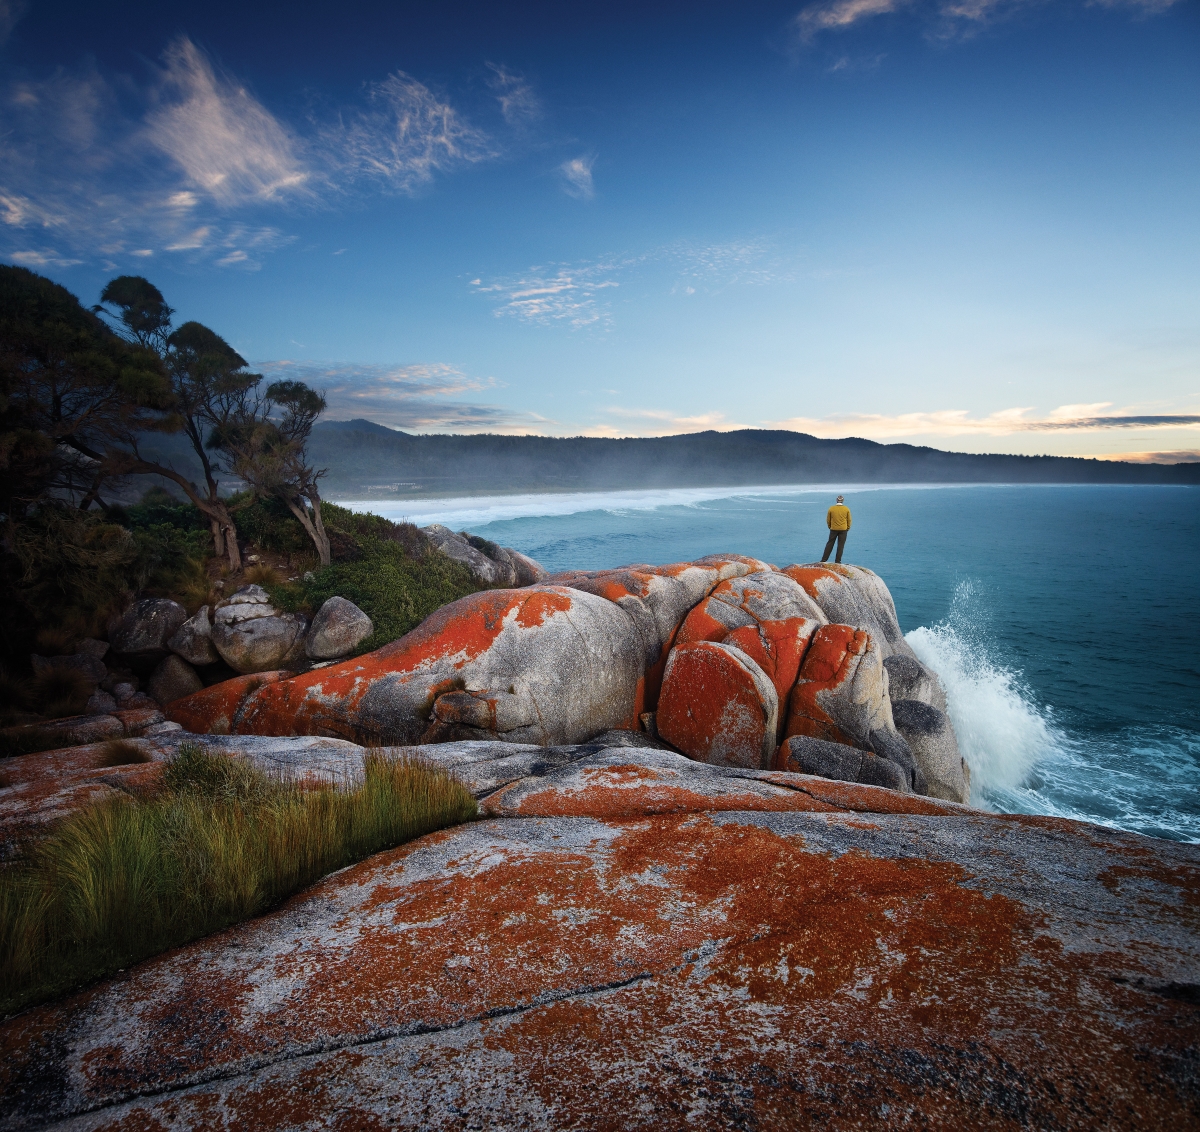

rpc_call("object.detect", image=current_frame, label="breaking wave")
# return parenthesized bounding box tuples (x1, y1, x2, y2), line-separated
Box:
(907, 581, 1200, 842)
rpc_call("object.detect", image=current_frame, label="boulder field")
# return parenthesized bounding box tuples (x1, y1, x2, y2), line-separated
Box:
(1, 733, 1198, 1130)
(165, 557, 971, 804)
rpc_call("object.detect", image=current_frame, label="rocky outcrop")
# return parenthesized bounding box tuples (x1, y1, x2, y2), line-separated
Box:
(167, 605, 219, 666)
(783, 623, 924, 792)
(163, 556, 962, 800)
(172, 588, 646, 747)
(305, 596, 373, 660)
(209, 586, 308, 674)
(657, 640, 779, 769)
(107, 598, 188, 667)
(782, 563, 915, 660)
(422, 525, 514, 585)
(883, 652, 948, 712)
(1, 732, 1195, 1131)
(892, 698, 970, 803)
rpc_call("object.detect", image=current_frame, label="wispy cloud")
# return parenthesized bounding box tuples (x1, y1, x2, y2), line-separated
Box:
(325, 71, 497, 193)
(0, 0, 27, 46)
(559, 154, 596, 199)
(472, 261, 622, 327)
(767, 404, 1200, 439)
(486, 63, 541, 126)
(259, 360, 549, 433)
(473, 236, 797, 328)
(1090, 449, 1200, 464)
(146, 38, 310, 206)
(0, 37, 511, 270)
(792, 0, 1182, 44)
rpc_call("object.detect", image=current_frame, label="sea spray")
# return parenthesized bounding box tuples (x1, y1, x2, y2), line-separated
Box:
(905, 581, 1060, 807)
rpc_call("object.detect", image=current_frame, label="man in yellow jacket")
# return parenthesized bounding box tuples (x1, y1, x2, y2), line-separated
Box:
(821, 495, 851, 564)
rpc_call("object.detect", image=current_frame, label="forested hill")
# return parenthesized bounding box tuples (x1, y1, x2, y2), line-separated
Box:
(307, 421, 1200, 497)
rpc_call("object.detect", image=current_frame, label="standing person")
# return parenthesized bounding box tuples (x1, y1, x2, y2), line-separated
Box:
(821, 495, 851, 564)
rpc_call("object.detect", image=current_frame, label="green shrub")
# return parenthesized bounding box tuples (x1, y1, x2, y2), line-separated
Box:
(270, 539, 483, 652)
(0, 744, 477, 1015)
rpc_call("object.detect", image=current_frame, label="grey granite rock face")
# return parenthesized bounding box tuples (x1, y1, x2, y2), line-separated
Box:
(109, 599, 188, 663)
(167, 605, 219, 666)
(211, 609, 309, 674)
(306, 596, 373, 659)
(883, 653, 948, 713)
(892, 698, 969, 804)
(780, 734, 910, 793)
(505, 547, 549, 586)
(421, 524, 503, 584)
(147, 655, 203, 706)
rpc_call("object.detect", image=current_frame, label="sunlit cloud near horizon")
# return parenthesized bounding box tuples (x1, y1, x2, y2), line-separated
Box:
(2, 0, 1196, 460)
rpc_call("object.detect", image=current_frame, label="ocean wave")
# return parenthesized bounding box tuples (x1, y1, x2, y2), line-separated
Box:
(907, 581, 1200, 842)
(335, 482, 1001, 529)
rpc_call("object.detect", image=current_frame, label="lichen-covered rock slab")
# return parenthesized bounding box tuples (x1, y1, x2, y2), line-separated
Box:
(2, 804, 1196, 1131)
(782, 562, 916, 660)
(171, 587, 645, 747)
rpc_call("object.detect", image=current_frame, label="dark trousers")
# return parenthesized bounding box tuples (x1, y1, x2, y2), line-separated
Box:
(821, 529, 848, 564)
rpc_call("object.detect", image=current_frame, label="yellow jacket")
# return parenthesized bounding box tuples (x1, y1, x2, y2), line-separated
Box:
(826, 504, 851, 531)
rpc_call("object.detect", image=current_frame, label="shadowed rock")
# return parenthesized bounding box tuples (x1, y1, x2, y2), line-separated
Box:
(108, 598, 188, 667)
(146, 655, 202, 706)
(883, 652, 948, 712)
(306, 596, 373, 660)
(892, 698, 970, 803)
(779, 734, 910, 793)
(167, 604, 219, 666)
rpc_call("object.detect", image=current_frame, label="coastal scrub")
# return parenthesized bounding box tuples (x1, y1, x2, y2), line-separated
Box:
(0, 744, 477, 1016)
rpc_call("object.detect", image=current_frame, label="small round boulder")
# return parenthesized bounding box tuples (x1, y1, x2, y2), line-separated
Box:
(306, 596, 374, 660)
(148, 655, 204, 705)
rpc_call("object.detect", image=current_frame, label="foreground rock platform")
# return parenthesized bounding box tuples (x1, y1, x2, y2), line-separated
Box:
(1, 740, 1197, 1131)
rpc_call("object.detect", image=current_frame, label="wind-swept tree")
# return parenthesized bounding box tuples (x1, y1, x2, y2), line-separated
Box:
(95, 277, 250, 568)
(0, 266, 175, 517)
(208, 378, 332, 565)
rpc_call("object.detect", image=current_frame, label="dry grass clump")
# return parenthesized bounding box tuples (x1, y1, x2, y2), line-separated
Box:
(0, 726, 63, 760)
(243, 563, 285, 588)
(0, 744, 476, 1016)
(94, 740, 153, 768)
(28, 668, 92, 720)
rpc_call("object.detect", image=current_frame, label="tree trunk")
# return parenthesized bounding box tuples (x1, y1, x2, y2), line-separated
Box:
(284, 493, 331, 567)
(119, 458, 241, 570)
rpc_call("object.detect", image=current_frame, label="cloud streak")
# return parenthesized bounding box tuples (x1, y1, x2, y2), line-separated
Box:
(1, 37, 516, 270)
(767, 405, 1200, 439)
(259, 360, 549, 433)
(473, 237, 796, 328)
(792, 0, 1183, 44)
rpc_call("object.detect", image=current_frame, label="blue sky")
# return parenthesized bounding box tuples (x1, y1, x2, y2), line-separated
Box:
(3, 0, 1198, 459)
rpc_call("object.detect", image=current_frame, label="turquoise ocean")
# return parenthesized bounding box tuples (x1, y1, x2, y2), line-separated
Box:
(344, 484, 1200, 843)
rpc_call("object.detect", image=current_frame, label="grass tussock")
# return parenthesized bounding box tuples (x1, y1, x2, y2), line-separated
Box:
(28, 668, 92, 720)
(94, 740, 153, 768)
(0, 726, 65, 760)
(243, 563, 285, 588)
(0, 744, 477, 1016)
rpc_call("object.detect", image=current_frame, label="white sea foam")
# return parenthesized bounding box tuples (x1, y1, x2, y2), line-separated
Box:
(906, 583, 1058, 806)
(335, 481, 1001, 530)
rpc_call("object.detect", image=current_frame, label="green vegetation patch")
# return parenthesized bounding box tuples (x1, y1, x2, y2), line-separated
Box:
(0, 744, 477, 1016)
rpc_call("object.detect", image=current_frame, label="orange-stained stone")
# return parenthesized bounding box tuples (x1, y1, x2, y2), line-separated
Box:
(657, 641, 778, 769)
(783, 622, 868, 746)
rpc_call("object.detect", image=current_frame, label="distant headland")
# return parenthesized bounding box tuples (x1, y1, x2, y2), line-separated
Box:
(292, 422, 1199, 499)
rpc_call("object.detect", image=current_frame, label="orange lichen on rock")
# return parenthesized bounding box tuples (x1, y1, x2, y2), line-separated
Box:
(782, 622, 867, 745)
(656, 641, 778, 769)
(481, 762, 838, 819)
(4, 808, 1197, 1130)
